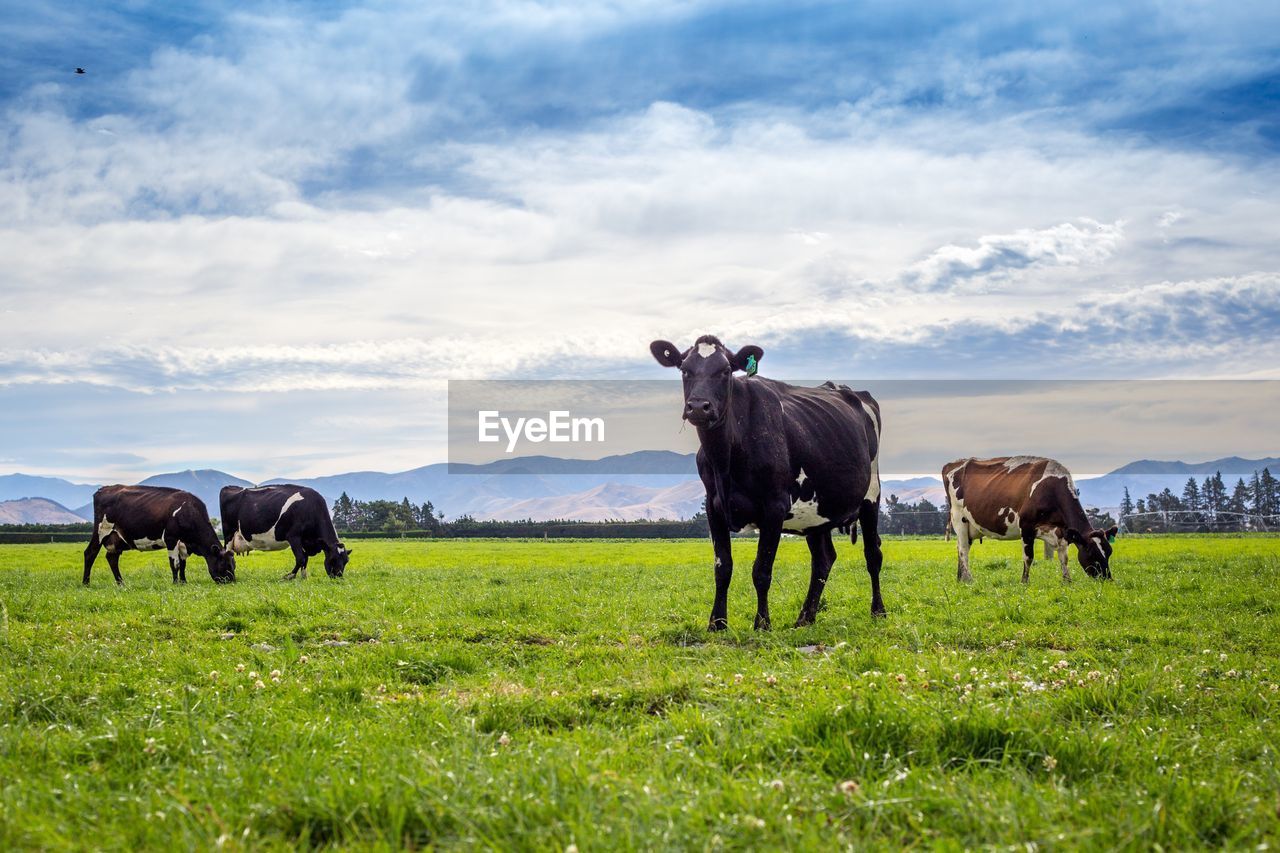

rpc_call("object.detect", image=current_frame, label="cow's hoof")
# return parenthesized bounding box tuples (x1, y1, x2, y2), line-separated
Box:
(871, 604, 886, 618)
(753, 615, 772, 631)
(282, 573, 297, 581)
(707, 618, 728, 632)
(794, 614, 815, 628)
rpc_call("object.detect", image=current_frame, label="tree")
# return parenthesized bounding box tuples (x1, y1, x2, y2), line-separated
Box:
(332, 492, 357, 531)
(1228, 478, 1250, 516)
(1261, 468, 1279, 517)
(1182, 477, 1201, 514)
(1203, 472, 1226, 519)
(1120, 487, 1134, 520)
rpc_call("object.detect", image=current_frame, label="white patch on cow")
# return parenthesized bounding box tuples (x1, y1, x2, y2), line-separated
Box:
(237, 492, 305, 553)
(132, 536, 165, 552)
(783, 497, 828, 533)
(172, 505, 184, 517)
(97, 517, 116, 539)
(169, 540, 188, 563)
(864, 447, 881, 503)
(1024, 458, 1076, 496)
(697, 342, 717, 358)
(862, 400, 882, 503)
(998, 506, 1023, 539)
(796, 468, 807, 486)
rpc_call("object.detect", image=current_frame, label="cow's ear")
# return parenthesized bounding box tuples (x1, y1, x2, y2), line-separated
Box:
(1064, 528, 1084, 545)
(1105, 525, 1118, 543)
(650, 340, 684, 368)
(731, 345, 763, 375)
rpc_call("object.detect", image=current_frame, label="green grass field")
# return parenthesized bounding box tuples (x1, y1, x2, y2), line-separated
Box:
(1, 535, 1278, 850)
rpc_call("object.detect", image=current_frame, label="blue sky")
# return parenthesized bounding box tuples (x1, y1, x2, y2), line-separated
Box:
(1, 1, 1278, 480)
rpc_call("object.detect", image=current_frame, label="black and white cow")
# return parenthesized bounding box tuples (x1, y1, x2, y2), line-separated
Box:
(650, 335, 885, 629)
(83, 485, 236, 585)
(219, 485, 350, 579)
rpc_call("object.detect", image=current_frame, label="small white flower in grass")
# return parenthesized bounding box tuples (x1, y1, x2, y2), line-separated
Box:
(565, 845, 578, 853)
(768, 779, 785, 791)
(298, 655, 309, 664)
(248, 671, 258, 680)
(1043, 755, 1058, 772)
(270, 669, 282, 679)
(1226, 669, 1238, 678)
(1220, 653, 1228, 662)
(143, 738, 158, 755)
(208, 671, 219, 681)
(235, 664, 245, 673)
(839, 779, 860, 795)
(1163, 664, 1174, 672)
(765, 675, 778, 686)
(744, 816, 766, 830)
(498, 732, 511, 747)
(733, 673, 744, 683)
(254, 679, 266, 690)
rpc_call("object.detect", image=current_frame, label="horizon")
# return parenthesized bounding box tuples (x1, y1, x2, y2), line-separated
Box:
(7, 450, 1280, 492)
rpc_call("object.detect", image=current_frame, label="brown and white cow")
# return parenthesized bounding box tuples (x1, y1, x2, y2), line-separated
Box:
(942, 456, 1116, 583)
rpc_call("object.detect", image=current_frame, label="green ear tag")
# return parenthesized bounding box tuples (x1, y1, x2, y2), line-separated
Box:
(1107, 534, 1116, 544)
(745, 354, 758, 376)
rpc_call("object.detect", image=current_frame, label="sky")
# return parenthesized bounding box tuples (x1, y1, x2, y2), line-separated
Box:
(1, 1, 1279, 481)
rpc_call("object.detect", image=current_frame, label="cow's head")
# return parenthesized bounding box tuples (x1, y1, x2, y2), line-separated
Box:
(325, 543, 352, 578)
(1065, 526, 1118, 579)
(649, 335, 763, 429)
(208, 547, 237, 584)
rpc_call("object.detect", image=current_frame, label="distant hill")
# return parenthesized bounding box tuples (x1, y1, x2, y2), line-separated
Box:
(1105, 457, 1280, 476)
(263, 456, 698, 519)
(0, 497, 88, 525)
(477, 481, 706, 522)
(137, 469, 254, 513)
(5, 454, 1275, 525)
(1079, 456, 1280, 508)
(0, 474, 99, 509)
(881, 476, 946, 505)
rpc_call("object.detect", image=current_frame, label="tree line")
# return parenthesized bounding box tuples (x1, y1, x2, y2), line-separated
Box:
(1119, 468, 1280, 532)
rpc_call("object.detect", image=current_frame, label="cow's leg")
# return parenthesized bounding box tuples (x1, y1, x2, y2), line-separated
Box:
(796, 530, 836, 627)
(83, 531, 102, 585)
(1043, 539, 1053, 560)
(284, 537, 308, 580)
(105, 548, 124, 586)
(178, 557, 187, 583)
(1021, 530, 1035, 583)
(955, 521, 974, 583)
(751, 522, 783, 631)
(859, 500, 886, 617)
(707, 507, 734, 631)
(1058, 539, 1071, 582)
(170, 556, 180, 584)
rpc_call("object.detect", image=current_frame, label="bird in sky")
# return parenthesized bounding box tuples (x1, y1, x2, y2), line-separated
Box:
(75, 68, 85, 74)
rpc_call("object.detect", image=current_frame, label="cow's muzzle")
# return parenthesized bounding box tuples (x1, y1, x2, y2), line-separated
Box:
(683, 398, 721, 428)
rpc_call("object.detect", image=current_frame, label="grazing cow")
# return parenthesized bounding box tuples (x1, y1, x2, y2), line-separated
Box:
(650, 335, 885, 629)
(83, 486, 236, 585)
(220, 485, 351, 579)
(942, 456, 1117, 583)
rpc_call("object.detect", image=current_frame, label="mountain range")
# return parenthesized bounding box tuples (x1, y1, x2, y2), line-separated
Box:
(0, 455, 1275, 525)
